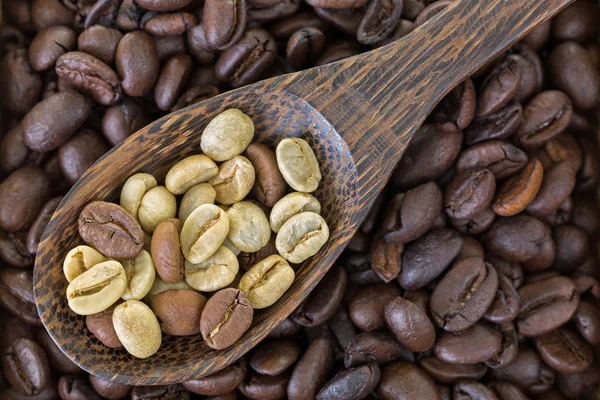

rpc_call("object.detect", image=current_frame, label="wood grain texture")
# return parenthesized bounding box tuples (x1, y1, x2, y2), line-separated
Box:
(33, 0, 574, 385)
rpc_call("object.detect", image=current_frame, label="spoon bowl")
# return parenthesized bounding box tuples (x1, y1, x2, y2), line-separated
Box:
(34, 0, 574, 385)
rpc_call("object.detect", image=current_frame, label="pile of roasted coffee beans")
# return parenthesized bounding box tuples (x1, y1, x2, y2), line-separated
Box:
(2, 0, 600, 398)
(63, 108, 328, 357)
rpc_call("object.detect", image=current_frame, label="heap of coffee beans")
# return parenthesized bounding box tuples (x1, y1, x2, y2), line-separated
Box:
(2, 0, 600, 398)
(63, 108, 329, 357)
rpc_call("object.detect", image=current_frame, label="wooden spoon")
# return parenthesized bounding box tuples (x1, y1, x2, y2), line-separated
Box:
(34, 0, 573, 385)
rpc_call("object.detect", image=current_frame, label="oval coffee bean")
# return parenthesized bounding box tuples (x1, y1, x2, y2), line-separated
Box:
(430, 257, 498, 332)
(201, 108, 254, 162)
(453, 380, 498, 400)
(551, 225, 589, 274)
(89, 375, 132, 400)
(517, 276, 579, 337)
(238, 371, 290, 400)
(22, 91, 90, 152)
(485, 215, 552, 263)
(26, 196, 62, 254)
(0, 123, 46, 174)
(483, 274, 520, 324)
(476, 56, 522, 117)
(286, 27, 326, 69)
(534, 327, 593, 374)
(151, 289, 207, 336)
(113, 300, 162, 359)
(276, 211, 329, 264)
(154, 54, 193, 111)
(1, 49, 42, 116)
(250, 339, 302, 376)
(85, 303, 122, 348)
(376, 362, 439, 400)
(227, 201, 271, 253)
(357, 0, 403, 45)
(0, 167, 51, 232)
(419, 357, 488, 385)
(209, 156, 256, 204)
(116, 31, 159, 97)
(58, 129, 110, 184)
(141, 12, 197, 37)
(165, 155, 218, 195)
(574, 301, 600, 345)
(492, 159, 543, 216)
(370, 237, 402, 282)
(344, 332, 410, 368)
(0, 269, 40, 325)
(526, 161, 576, 217)
(185, 246, 239, 292)
(2, 338, 51, 396)
(516, 91, 572, 150)
(0, 230, 34, 268)
(180, 204, 229, 264)
(349, 283, 400, 332)
(434, 323, 503, 364)
(183, 359, 247, 396)
(120, 250, 155, 301)
(552, 1, 598, 42)
(464, 102, 523, 146)
(78, 201, 145, 259)
(276, 137, 322, 193)
(58, 375, 101, 400)
(456, 140, 528, 180)
(488, 347, 555, 396)
(245, 143, 286, 207)
(203, 0, 247, 50)
(102, 99, 151, 146)
(444, 168, 496, 220)
(78, 25, 123, 66)
(385, 297, 436, 352)
(288, 336, 336, 400)
(238, 255, 294, 309)
(200, 288, 253, 350)
(151, 218, 184, 284)
(28, 26, 76, 71)
(269, 192, 321, 233)
(316, 363, 380, 400)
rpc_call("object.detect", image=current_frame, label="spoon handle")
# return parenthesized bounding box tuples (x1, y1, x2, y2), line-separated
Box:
(285, 0, 575, 227)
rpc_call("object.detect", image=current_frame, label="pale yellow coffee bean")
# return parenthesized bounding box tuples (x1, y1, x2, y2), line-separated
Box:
(238, 255, 295, 309)
(138, 186, 177, 233)
(200, 109, 255, 162)
(121, 250, 156, 301)
(120, 173, 157, 221)
(276, 211, 329, 263)
(165, 155, 219, 195)
(276, 138, 321, 192)
(269, 192, 321, 233)
(113, 300, 161, 359)
(185, 246, 239, 292)
(227, 201, 271, 253)
(144, 277, 193, 303)
(222, 237, 241, 256)
(178, 183, 217, 222)
(63, 245, 106, 282)
(66, 260, 127, 315)
(209, 156, 255, 205)
(180, 204, 229, 263)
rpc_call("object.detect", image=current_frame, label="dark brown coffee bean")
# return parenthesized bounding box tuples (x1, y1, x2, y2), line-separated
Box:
(249, 339, 301, 376)
(385, 297, 435, 352)
(488, 381, 528, 400)
(1, 49, 42, 116)
(434, 323, 502, 364)
(534, 327, 593, 374)
(154, 54, 193, 111)
(34, 329, 78, 375)
(172, 85, 220, 111)
(315, 39, 361, 66)
(215, 28, 277, 88)
(349, 283, 400, 331)
(116, 31, 159, 97)
(484, 322, 519, 369)
(457, 140, 528, 180)
(392, 123, 463, 189)
(154, 34, 186, 62)
(0, 384, 58, 400)
(0, 269, 40, 326)
(517, 276, 579, 337)
(369, 237, 402, 283)
(485, 215, 553, 263)
(83, 0, 121, 29)
(247, 0, 301, 23)
(476, 56, 522, 117)
(203, 0, 247, 50)
(510, 43, 543, 103)
(550, 41, 600, 110)
(488, 347, 554, 396)
(344, 332, 411, 368)
(454, 380, 499, 400)
(492, 159, 543, 216)
(268, 318, 299, 340)
(200, 288, 253, 350)
(552, 1, 598, 42)
(382, 181, 442, 244)
(556, 364, 600, 399)
(551, 225, 589, 274)
(25, 196, 62, 254)
(292, 265, 346, 327)
(398, 229, 462, 290)
(419, 357, 488, 385)
(59, 129, 110, 185)
(0, 121, 47, 173)
(0, 167, 52, 232)
(544, 133, 583, 173)
(449, 207, 496, 235)
(344, 253, 380, 284)
(376, 361, 439, 400)
(444, 168, 496, 220)
(102, 99, 150, 146)
(0, 229, 34, 267)
(456, 236, 484, 262)
(464, 102, 523, 146)
(78, 201, 144, 259)
(135, 0, 192, 11)
(29, 26, 77, 72)
(314, 6, 364, 36)
(58, 375, 101, 400)
(31, 0, 75, 31)
(78, 25, 123, 66)
(4, 0, 34, 32)
(434, 78, 476, 130)
(286, 27, 325, 69)
(1, 25, 27, 58)
(526, 161, 576, 217)
(3, 338, 51, 397)
(22, 91, 91, 152)
(414, 0, 452, 26)
(575, 136, 599, 192)
(316, 363, 380, 400)
(89, 375, 132, 400)
(183, 359, 246, 396)
(141, 11, 197, 37)
(244, 143, 286, 207)
(116, 0, 144, 31)
(516, 91, 573, 150)
(85, 303, 122, 348)
(287, 336, 336, 400)
(327, 305, 357, 350)
(186, 24, 217, 65)
(238, 370, 290, 400)
(430, 257, 498, 332)
(151, 289, 206, 336)
(483, 274, 520, 324)
(130, 385, 191, 400)
(574, 301, 600, 345)
(356, 0, 403, 45)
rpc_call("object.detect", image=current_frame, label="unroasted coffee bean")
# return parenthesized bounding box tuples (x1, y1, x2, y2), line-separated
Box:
(476, 56, 522, 117)
(434, 323, 503, 364)
(2, 338, 51, 396)
(58, 375, 101, 400)
(276, 211, 329, 263)
(113, 300, 162, 358)
(59, 129, 110, 184)
(444, 168, 496, 220)
(288, 336, 336, 400)
(26, 196, 62, 254)
(517, 276, 579, 337)
(534, 326, 593, 374)
(382, 181, 442, 244)
(185, 245, 239, 292)
(376, 361, 439, 400)
(23, 91, 91, 152)
(102, 99, 150, 146)
(316, 363, 380, 400)
(492, 159, 543, 216)
(0, 269, 40, 325)
(385, 297, 435, 352)
(238, 254, 293, 309)
(116, 31, 159, 97)
(180, 204, 229, 263)
(430, 256, 498, 332)
(184, 359, 247, 396)
(1, 49, 42, 116)
(215, 28, 277, 88)
(28, 26, 77, 71)
(200, 288, 253, 350)
(203, 0, 247, 50)
(276, 137, 321, 193)
(138, 186, 177, 233)
(249, 339, 301, 376)
(89, 375, 132, 400)
(0, 167, 51, 232)
(86, 303, 122, 348)
(398, 229, 463, 290)
(79, 201, 144, 259)
(292, 265, 346, 327)
(151, 289, 206, 336)
(419, 357, 488, 385)
(349, 283, 400, 331)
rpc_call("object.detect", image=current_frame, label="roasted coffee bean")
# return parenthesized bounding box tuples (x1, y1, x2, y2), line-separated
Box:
(238, 370, 290, 400)
(449, 207, 496, 235)
(434, 78, 476, 129)
(476, 56, 522, 117)
(484, 322, 519, 368)
(130, 385, 190, 400)
(89, 375, 132, 400)
(2, 338, 51, 396)
(457, 140, 528, 180)
(574, 301, 600, 345)
(488, 347, 555, 396)
(36, 329, 79, 374)
(517, 276, 579, 337)
(556, 364, 600, 399)
(430, 257, 498, 332)
(544, 133, 583, 171)
(58, 129, 110, 184)
(315, 39, 361, 65)
(527, 161, 576, 218)
(357, 0, 403, 45)
(376, 361, 439, 400)
(485, 215, 552, 263)
(216, 28, 277, 88)
(385, 297, 435, 352)
(85, 303, 122, 348)
(245, 143, 286, 207)
(419, 357, 488, 385)
(349, 283, 400, 331)
(0, 167, 51, 232)
(369, 237, 402, 283)
(444, 168, 496, 220)
(551, 225, 589, 274)
(141, 11, 197, 37)
(249, 339, 301, 376)
(116, 31, 159, 97)
(344, 332, 411, 368)
(183, 359, 247, 396)
(1, 49, 42, 116)
(434, 323, 503, 364)
(288, 337, 336, 399)
(29, 26, 77, 72)
(0, 123, 47, 173)
(286, 27, 325, 69)
(26, 196, 62, 254)
(102, 99, 150, 146)
(382, 181, 443, 244)
(58, 375, 101, 400)
(492, 159, 543, 216)
(247, 0, 301, 23)
(464, 102, 523, 146)
(203, 0, 247, 50)
(200, 288, 253, 350)
(78, 25, 123, 66)
(151, 289, 206, 336)
(154, 54, 193, 111)
(0, 230, 34, 267)
(316, 363, 380, 400)
(483, 274, 520, 324)
(0, 269, 40, 326)
(399, 229, 462, 290)
(534, 326, 593, 374)
(510, 43, 544, 103)
(116, 0, 144, 31)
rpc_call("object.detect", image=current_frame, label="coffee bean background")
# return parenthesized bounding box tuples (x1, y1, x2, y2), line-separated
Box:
(2, 0, 600, 398)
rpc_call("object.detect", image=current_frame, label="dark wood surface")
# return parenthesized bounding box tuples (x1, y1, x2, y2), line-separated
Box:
(34, 0, 575, 385)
